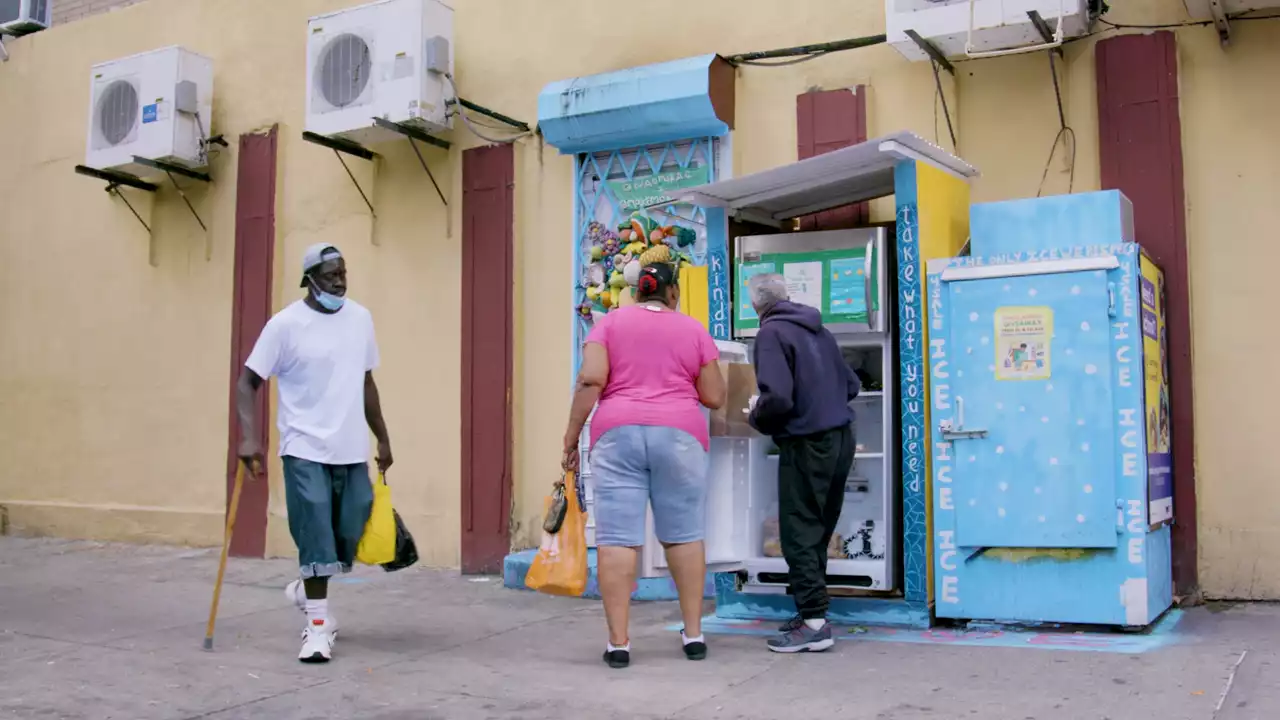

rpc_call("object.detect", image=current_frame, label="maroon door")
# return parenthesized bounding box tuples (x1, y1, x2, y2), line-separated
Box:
(796, 86, 869, 230)
(1096, 32, 1197, 595)
(461, 143, 515, 574)
(225, 126, 278, 558)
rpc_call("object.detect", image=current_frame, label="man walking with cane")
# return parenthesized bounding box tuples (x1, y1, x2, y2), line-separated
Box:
(745, 273, 858, 653)
(236, 243, 393, 663)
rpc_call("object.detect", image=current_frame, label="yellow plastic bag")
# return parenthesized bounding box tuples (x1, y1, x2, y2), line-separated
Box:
(356, 473, 396, 565)
(525, 472, 588, 597)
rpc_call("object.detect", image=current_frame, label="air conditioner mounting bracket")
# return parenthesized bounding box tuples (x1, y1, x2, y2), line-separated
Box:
(131, 156, 212, 232)
(904, 29, 955, 75)
(73, 165, 159, 235)
(302, 118, 452, 217)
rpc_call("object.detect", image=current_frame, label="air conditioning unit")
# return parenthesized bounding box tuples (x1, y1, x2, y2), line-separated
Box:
(84, 46, 214, 178)
(306, 0, 454, 146)
(887, 0, 1097, 61)
(0, 0, 52, 36)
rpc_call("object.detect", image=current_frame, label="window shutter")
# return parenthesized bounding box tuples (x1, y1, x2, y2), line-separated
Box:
(796, 86, 868, 230)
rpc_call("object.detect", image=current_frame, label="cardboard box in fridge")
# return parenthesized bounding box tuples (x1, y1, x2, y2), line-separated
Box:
(710, 361, 761, 438)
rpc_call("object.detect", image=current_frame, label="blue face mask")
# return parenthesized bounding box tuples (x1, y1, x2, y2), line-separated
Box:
(308, 277, 345, 311)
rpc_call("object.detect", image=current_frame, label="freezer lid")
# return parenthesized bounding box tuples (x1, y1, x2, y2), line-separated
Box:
(672, 131, 977, 225)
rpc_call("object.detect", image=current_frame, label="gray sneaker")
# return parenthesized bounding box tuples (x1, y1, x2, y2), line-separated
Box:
(767, 621, 835, 653)
(778, 614, 804, 633)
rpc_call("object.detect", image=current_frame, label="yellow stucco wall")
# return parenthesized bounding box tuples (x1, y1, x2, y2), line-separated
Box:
(2, 0, 1278, 598)
(453, 0, 956, 553)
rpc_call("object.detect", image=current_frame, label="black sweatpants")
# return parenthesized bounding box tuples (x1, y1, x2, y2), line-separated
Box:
(777, 422, 856, 620)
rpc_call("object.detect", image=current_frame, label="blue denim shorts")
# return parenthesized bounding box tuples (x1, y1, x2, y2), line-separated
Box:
(590, 425, 709, 548)
(282, 457, 373, 578)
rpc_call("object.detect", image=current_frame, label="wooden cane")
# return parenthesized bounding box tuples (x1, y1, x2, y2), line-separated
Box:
(203, 462, 247, 651)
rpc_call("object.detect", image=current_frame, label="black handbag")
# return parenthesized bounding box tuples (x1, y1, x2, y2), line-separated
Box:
(543, 481, 568, 535)
(380, 510, 419, 572)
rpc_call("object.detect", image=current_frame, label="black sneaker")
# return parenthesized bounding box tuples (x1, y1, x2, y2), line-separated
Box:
(602, 648, 630, 669)
(681, 629, 707, 661)
(767, 621, 836, 653)
(779, 614, 804, 633)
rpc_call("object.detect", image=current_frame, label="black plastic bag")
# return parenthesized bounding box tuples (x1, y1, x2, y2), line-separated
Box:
(542, 482, 568, 535)
(380, 510, 419, 572)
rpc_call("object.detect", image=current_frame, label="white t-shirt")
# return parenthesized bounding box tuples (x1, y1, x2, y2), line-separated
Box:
(245, 299, 380, 465)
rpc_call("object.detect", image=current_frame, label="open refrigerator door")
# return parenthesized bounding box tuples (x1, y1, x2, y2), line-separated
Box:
(639, 340, 757, 577)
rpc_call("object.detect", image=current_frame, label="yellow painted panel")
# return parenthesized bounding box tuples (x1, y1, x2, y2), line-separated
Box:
(910, 162, 971, 606)
(681, 264, 710, 330)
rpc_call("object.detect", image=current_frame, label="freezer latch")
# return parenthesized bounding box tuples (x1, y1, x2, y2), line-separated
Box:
(938, 419, 989, 441)
(938, 397, 988, 441)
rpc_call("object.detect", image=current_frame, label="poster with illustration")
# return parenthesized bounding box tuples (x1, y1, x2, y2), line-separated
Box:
(829, 257, 868, 316)
(737, 262, 779, 322)
(1141, 255, 1173, 526)
(994, 307, 1053, 381)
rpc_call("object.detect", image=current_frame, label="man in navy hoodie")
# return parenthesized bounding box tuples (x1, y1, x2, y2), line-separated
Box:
(746, 273, 858, 654)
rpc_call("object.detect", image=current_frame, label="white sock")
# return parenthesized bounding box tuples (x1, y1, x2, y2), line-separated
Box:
(804, 618, 826, 631)
(682, 632, 705, 645)
(607, 641, 630, 652)
(305, 599, 329, 624)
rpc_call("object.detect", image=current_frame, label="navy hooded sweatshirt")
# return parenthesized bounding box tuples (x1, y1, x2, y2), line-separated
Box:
(747, 301, 858, 438)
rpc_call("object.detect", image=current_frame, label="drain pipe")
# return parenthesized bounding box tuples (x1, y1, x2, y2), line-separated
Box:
(727, 34, 887, 65)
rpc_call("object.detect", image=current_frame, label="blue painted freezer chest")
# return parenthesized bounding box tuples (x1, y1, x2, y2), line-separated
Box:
(928, 243, 1173, 627)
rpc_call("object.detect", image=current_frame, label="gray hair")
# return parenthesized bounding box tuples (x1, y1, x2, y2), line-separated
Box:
(747, 273, 788, 313)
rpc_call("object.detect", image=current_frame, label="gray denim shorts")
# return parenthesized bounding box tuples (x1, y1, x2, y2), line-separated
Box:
(282, 456, 373, 578)
(590, 425, 709, 548)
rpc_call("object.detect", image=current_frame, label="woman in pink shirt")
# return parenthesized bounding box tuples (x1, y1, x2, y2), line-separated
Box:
(562, 263, 726, 669)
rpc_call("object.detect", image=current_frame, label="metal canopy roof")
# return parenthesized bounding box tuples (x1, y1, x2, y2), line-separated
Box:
(673, 131, 978, 226)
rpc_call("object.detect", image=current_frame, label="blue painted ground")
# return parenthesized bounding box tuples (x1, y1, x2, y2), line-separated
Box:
(679, 609, 1184, 654)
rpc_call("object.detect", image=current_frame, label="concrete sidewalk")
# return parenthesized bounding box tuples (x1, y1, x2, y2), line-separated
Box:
(1, 537, 1277, 720)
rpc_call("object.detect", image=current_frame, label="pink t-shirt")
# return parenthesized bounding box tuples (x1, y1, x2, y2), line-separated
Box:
(585, 304, 720, 450)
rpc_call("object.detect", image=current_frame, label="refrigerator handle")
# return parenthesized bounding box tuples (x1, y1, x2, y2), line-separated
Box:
(864, 238, 875, 332)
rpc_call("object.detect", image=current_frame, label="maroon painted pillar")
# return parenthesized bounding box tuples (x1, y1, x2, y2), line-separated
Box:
(1096, 32, 1198, 596)
(460, 143, 515, 574)
(225, 126, 278, 558)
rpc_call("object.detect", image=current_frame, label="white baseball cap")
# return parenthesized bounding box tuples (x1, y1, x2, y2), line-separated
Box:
(300, 243, 342, 287)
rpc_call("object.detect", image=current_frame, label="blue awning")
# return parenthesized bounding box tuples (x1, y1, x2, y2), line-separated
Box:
(537, 54, 734, 155)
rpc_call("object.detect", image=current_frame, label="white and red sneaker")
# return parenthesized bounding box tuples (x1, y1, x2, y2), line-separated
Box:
(285, 580, 339, 636)
(298, 618, 335, 663)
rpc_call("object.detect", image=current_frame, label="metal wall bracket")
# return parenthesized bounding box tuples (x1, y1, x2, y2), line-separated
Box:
(0, 35, 9, 63)
(1027, 11, 1065, 58)
(74, 165, 158, 234)
(371, 118, 450, 207)
(904, 29, 955, 75)
(1208, 0, 1232, 46)
(302, 131, 380, 217)
(445, 97, 531, 132)
(131, 156, 212, 232)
